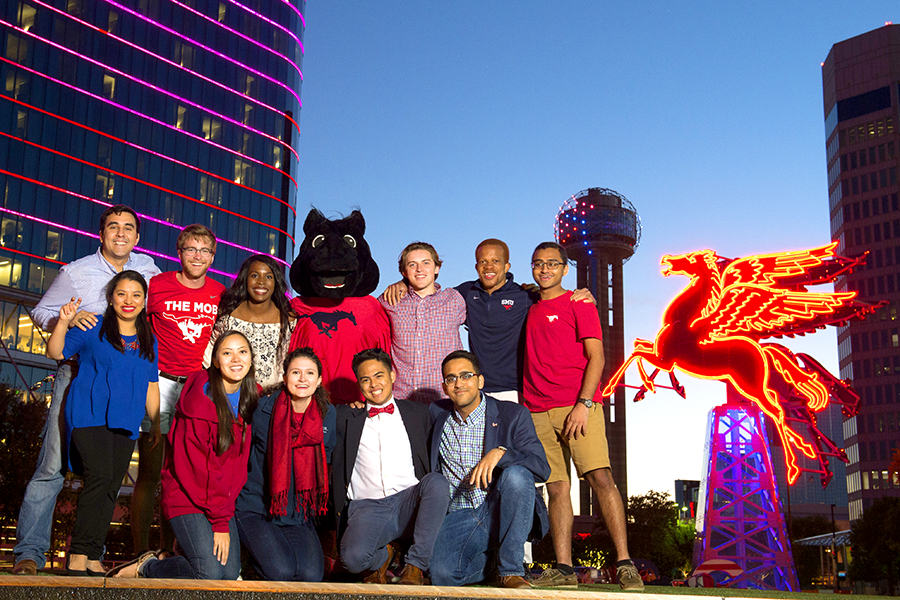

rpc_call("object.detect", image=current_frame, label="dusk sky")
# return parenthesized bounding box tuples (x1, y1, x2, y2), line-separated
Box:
(294, 3, 898, 498)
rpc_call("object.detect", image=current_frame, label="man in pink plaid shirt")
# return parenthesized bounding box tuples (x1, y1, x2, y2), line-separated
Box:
(378, 242, 465, 403)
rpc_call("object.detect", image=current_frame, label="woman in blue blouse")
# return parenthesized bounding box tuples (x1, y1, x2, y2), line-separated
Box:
(235, 347, 335, 581)
(47, 270, 159, 576)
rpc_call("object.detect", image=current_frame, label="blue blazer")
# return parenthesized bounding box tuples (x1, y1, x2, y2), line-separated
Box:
(429, 393, 550, 541)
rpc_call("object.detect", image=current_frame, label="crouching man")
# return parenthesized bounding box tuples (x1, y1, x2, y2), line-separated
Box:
(334, 348, 450, 585)
(429, 350, 550, 589)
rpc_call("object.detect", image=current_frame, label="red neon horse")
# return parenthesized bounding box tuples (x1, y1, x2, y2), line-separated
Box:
(602, 243, 878, 484)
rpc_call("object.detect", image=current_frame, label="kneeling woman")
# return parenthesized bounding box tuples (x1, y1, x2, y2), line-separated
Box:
(234, 347, 335, 581)
(112, 331, 259, 579)
(48, 271, 159, 576)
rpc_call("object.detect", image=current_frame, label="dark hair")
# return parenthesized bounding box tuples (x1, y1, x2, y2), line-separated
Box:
(177, 224, 217, 254)
(217, 254, 294, 350)
(282, 347, 331, 418)
(441, 350, 481, 376)
(100, 204, 141, 234)
(398, 241, 442, 280)
(207, 330, 259, 456)
(351, 347, 393, 378)
(476, 239, 510, 263)
(533, 241, 568, 264)
(99, 270, 155, 362)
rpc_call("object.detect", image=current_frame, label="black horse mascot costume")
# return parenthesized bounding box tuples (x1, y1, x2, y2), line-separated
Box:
(288, 209, 390, 404)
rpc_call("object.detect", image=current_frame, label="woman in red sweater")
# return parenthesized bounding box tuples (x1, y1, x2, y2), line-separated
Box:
(111, 330, 259, 579)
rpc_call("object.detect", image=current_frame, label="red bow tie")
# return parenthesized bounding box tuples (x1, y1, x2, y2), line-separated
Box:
(368, 403, 395, 418)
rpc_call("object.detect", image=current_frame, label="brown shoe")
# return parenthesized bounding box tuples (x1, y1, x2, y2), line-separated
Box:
(500, 575, 532, 589)
(13, 559, 38, 576)
(362, 543, 396, 584)
(397, 564, 424, 585)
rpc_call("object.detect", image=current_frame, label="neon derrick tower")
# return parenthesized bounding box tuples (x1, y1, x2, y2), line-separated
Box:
(555, 187, 641, 499)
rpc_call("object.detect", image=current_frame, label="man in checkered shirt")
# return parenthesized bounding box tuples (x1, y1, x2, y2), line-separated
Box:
(428, 350, 550, 589)
(377, 242, 465, 403)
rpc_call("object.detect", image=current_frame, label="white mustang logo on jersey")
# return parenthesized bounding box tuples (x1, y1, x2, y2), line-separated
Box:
(547, 315, 559, 323)
(161, 313, 211, 344)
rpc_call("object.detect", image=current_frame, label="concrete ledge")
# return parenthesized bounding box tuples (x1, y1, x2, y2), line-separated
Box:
(0, 576, 706, 600)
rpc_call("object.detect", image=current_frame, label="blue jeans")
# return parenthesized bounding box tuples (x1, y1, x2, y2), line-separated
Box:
(340, 472, 450, 573)
(14, 363, 72, 569)
(430, 466, 536, 586)
(143, 514, 240, 580)
(236, 511, 323, 581)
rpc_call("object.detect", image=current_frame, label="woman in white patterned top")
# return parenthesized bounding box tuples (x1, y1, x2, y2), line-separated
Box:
(204, 255, 296, 393)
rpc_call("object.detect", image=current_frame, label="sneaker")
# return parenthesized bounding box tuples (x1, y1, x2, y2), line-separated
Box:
(617, 563, 645, 591)
(531, 567, 578, 588)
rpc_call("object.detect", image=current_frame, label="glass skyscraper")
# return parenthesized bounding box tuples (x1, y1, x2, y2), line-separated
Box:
(0, 0, 304, 392)
(823, 24, 900, 521)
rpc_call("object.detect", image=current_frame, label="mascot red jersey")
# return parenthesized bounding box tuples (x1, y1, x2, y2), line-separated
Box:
(289, 209, 390, 404)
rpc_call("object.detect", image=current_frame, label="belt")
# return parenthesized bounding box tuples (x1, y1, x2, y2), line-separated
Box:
(159, 371, 189, 384)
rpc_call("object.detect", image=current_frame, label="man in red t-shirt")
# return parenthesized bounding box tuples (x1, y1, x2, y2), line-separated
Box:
(522, 242, 643, 591)
(131, 224, 225, 555)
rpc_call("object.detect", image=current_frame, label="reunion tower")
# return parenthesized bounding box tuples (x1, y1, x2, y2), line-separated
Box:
(555, 188, 641, 500)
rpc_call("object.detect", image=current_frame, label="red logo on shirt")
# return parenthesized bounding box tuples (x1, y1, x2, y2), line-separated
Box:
(501, 299, 515, 310)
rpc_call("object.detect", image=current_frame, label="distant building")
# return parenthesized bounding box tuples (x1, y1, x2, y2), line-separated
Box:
(822, 23, 900, 521)
(0, 1, 303, 393)
(674, 479, 700, 521)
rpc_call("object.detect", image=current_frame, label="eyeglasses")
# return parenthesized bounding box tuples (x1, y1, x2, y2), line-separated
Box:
(443, 372, 478, 385)
(531, 260, 564, 270)
(180, 247, 213, 257)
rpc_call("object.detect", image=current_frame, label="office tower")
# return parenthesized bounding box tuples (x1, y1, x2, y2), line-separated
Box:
(0, 0, 303, 392)
(822, 23, 900, 520)
(555, 187, 640, 505)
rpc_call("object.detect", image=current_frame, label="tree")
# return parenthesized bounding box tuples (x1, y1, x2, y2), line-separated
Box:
(789, 515, 832, 587)
(626, 490, 694, 576)
(0, 384, 47, 537)
(849, 497, 900, 596)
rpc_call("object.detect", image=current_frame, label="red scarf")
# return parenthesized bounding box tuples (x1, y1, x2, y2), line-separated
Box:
(267, 391, 328, 518)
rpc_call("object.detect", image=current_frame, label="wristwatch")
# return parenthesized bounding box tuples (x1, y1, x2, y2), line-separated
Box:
(577, 397, 594, 409)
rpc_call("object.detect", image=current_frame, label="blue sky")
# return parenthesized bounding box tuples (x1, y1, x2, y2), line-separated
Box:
(294, 2, 898, 497)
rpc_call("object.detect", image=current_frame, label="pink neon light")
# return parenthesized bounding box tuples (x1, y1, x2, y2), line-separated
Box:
(101, 0, 303, 116)
(0, 129, 295, 243)
(278, 0, 306, 28)
(4, 94, 294, 217)
(3, 21, 296, 164)
(0, 206, 237, 278)
(224, 0, 305, 56)
(0, 53, 298, 189)
(0, 167, 290, 267)
(34, 0, 301, 158)
(166, 0, 303, 80)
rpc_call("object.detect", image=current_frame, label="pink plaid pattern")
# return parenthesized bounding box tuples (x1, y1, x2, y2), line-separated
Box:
(379, 284, 466, 402)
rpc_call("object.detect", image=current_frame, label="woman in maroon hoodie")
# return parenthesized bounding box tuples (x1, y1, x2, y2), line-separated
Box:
(111, 330, 259, 579)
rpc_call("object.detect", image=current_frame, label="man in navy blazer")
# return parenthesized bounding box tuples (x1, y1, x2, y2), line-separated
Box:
(428, 350, 550, 589)
(332, 348, 449, 585)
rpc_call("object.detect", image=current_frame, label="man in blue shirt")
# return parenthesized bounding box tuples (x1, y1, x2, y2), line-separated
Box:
(13, 205, 159, 576)
(429, 350, 550, 589)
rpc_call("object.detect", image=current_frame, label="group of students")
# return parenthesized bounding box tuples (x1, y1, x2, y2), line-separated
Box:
(12, 204, 644, 590)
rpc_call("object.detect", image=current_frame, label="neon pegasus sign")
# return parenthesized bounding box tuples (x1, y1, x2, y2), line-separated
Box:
(603, 243, 882, 485)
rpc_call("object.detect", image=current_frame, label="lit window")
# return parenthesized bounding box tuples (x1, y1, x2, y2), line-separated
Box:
(16, 110, 27, 137)
(18, 3, 36, 31)
(243, 104, 252, 126)
(273, 146, 281, 169)
(103, 74, 115, 100)
(5, 34, 27, 63)
(108, 10, 118, 33)
(218, 2, 226, 22)
(176, 105, 188, 130)
(67, 0, 80, 16)
(245, 74, 254, 95)
(202, 117, 221, 140)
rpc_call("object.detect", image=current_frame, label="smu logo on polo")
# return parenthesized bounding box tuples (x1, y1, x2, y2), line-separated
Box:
(501, 299, 515, 310)
(547, 315, 559, 323)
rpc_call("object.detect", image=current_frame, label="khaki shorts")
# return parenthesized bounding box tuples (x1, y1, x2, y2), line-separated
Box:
(531, 404, 610, 484)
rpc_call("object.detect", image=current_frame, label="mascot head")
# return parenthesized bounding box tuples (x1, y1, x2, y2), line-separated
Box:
(290, 209, 380, 298)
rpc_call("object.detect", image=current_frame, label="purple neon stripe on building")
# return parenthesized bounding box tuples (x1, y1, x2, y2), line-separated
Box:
(1, 21, 298, 168)
(277, 0, 306, 28)
(34, 0, 302, 157)
(0, 64, 297, 211)
(160, 0, 303, 80)
(0, 167, 290, 267)
(0, 205, 238, 278)
(0, 128, 295, 241)
(225, 0, 305, 56)
(0, 50, 298, 188)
